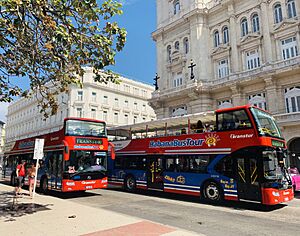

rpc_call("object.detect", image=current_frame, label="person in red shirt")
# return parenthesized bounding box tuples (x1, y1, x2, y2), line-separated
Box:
(15, 160, 26, 196)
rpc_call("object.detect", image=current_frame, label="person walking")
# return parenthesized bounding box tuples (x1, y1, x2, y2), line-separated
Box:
(15, 160, 26, 196)
(28, 164, 37, 198)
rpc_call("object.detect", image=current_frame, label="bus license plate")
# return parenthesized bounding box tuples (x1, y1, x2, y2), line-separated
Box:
(86, 186, 93, 189)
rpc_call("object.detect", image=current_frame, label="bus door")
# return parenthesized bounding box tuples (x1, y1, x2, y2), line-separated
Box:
(48, 152, 63, 189)
(147, 156, 164, 190)
(236, 156, 261, 202)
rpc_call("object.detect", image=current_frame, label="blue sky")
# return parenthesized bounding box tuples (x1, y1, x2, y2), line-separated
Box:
(0, 0, 157, 121)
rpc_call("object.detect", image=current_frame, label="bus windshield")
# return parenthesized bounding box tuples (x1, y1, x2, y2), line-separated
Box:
(65, 150, 107, 173)
(263, 151, 283, 181)
(251, 108, 283, 139)
(65, 120, 106, 137)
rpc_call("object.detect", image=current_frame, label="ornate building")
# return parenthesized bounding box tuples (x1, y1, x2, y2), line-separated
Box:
(150, 0, 300, 166)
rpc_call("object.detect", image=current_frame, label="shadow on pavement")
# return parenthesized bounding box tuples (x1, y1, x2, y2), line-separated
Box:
(0, 191, 52, 222)
(106, 188, 287, 212)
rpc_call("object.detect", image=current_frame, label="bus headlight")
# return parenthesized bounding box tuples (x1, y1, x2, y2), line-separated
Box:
(272, 191, 280, 197)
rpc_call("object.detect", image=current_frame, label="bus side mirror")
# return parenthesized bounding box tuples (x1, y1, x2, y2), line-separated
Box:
(109, 142, 115, 160)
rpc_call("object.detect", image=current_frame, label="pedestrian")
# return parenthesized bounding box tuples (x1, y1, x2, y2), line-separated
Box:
(15, 160, 26, 196)
(28, 163, 37, 198)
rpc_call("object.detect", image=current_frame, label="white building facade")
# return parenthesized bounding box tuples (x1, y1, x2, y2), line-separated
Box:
(5, 68, 156, 146)
(150, 0, 300, 167)
(0, 121, 5, 157)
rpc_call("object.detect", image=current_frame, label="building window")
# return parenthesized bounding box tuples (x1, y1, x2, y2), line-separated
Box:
(287, 0, 297, 18)
(246, 49, 260, 70)
(92, 92, 96, 102)
(183, 37, 189, 54)
(173, 0, 180, 15)
(222, 26, 229, 44)
(103, 95, 108, 104)
(167, 45, 172, 62)
(172, 106, 187, 117)
(218, 100, 233, 109)
(281, 36, 298, 60)
(114, 98, 119, 107)
(134, 102, 138, 110)
(173, 73, 183, 87)
(274, 4, 283, 23)
(248, 93, 267, 110)
(142, 104, 146, 111)
(124, 114, 129, 124)
(114, 113, 119, 123)
(217, 59, 229, 78)
(76, 108, 83, 118)
(142, 89, 147, 98)
(252, 14, 260, 33)
(241, 18, 248, 37)
(285, 87, 300, 113)
(103, 110, 108, 121)
(174, 41, 179, 51)
(77, 91, 83, 101)
(124, 84, 130, 93)
(133, 87, 139, 95)
(133, 116, 137, 124)
(124, 100, 129, 107)
(214, 30, 220, 47)
(91, 108, 96, 119)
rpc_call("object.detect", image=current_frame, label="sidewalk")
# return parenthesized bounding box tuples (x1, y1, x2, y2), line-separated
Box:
(0, 183, 201, 236)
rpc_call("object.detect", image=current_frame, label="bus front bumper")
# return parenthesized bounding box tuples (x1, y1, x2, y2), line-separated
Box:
(62, 177, 108, 192)
(261, 187, 294, 205)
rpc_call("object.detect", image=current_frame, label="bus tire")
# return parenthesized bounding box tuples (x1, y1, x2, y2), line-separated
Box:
(124, 176, 136, 192)
(202, 181, 223, 203)
(40, 177, 48, 194)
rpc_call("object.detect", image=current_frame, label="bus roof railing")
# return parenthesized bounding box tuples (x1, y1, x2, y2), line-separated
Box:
(108, 111, 216, 138)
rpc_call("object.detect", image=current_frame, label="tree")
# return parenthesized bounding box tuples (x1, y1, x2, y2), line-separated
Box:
(0, 0, 126, 117)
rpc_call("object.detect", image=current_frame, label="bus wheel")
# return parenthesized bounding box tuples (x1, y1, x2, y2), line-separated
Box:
(125, 176, 136, 192)
(202, 181, 223, 203)
(40, 177, 48, 194)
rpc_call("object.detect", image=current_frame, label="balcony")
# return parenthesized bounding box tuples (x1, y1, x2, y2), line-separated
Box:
(274, 111, 300, 126)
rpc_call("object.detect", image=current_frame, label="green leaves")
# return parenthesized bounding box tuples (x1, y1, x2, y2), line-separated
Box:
(0, 0, 127, 117)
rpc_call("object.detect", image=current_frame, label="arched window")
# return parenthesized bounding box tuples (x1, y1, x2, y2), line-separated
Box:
(167, 45, 171, 62)
(222, 26, 229, 44)
(248, 93, 267, 110)
(241, 18, 248, 37)
(252, 14, 260, 33)
(285, 87, 300, 113)
(174, 0, 180, 15)
(214, 30, 220, 47)
(274, 3, 283, 23)
(174, 41, 179, 51)
(287, 0, 297, 18)
(183, 38, 189, 54)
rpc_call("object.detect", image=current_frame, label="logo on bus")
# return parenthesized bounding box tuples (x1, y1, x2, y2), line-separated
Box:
(205, 133, 220, 147)
(149, 138, 204, 148)
(76, 138, 103, 145)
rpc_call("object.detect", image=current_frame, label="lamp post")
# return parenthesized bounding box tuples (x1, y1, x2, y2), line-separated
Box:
(153, 73, 160, 90)
(188, 59, 196, 80)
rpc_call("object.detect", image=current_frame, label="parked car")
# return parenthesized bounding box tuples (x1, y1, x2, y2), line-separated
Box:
(288, 167, 300, 192)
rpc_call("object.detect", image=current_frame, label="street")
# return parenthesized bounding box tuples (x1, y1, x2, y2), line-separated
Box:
(51, 187, 300, 236)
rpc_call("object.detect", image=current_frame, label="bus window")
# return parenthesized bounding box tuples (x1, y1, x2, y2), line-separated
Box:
(114, 156, 123, 169)
(215, 156, 235, 178)
(217, 110, 252, 131)
(165, 158, 176, 172)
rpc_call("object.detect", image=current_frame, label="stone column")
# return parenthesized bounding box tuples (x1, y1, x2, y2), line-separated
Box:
(260, 1, 273, 63)
(229, 4, 239, 72)
(264, 77, 279, 114)
(230, 84, 245, 106)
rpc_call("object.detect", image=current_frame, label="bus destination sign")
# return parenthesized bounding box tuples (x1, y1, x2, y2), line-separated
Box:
(271, 140, 285, 148)
(76, 138, 103, 145)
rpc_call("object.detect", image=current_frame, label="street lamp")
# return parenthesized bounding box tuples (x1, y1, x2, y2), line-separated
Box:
(188, 59, 196, 80)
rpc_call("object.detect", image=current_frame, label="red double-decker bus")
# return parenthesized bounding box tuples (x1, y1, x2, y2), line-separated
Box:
(4, 117, 114, 192)
(107, 105, 294, 205)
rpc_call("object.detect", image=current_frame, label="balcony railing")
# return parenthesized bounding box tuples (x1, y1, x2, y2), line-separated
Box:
(274, 111, 300, 124)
